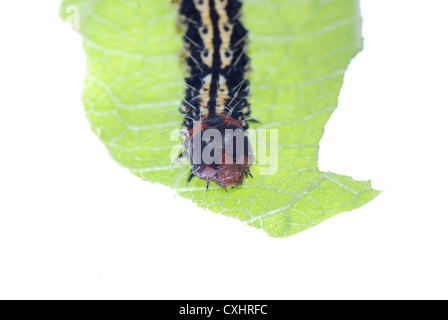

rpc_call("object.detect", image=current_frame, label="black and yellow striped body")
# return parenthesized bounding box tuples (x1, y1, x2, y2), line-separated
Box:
(178, 0, 251, 130)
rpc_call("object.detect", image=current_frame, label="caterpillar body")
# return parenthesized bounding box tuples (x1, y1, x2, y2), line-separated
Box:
(178, 0, 254, 190)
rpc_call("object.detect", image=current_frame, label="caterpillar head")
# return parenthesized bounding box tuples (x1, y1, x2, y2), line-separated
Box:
(187, 121, 254, 190)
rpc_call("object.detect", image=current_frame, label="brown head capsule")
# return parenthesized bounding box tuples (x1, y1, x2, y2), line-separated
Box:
(186, 118, 254, 190)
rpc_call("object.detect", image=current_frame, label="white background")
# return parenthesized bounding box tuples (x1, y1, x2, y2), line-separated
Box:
(1, 0, 447, 300)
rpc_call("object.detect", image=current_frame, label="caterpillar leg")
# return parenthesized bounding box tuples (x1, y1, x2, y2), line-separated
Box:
(186, 170, 194, 186)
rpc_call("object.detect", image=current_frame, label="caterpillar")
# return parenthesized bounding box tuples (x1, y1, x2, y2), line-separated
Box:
(178, 0, 254, 191)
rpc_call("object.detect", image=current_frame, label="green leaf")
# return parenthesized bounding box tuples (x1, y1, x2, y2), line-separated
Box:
(59, 0, 379, 237)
